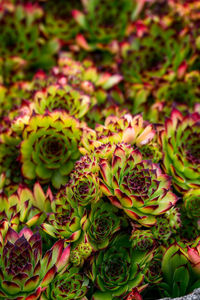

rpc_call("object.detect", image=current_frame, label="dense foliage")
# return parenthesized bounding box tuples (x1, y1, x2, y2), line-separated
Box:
(0, 0, 200, 299)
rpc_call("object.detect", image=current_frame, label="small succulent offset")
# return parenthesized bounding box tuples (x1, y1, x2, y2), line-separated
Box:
(82, 200, 120, 250)
(0, 227, 70, 299)
(56, 53, 123, 106)
(66, 170, 101, 207)
(161, 109, 200, 193)
(183, 189, 200, 219)
(130, 229, 155, 251)
(100, 144, 177, 226)
(70, 241, 93, 267)
(20, 110, 82, 188)
(152, 207, 181, 246)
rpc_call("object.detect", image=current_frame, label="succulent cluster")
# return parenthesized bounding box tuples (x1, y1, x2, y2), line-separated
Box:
(1, 0, 200, 299)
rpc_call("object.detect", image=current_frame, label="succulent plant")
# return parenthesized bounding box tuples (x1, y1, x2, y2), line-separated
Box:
(20, 111, 82, 188)
(82, 200, 120, 250)
(66, 170, 101, 207)
(185, 240, 200, 276)
(130, 229, 155, 251)
(183, 189, 200, 219)
(0, 227, 70, 299)
(100, 144, 177, 226)
(160, 243, 200, 298)
(34, 84, 93, 119)
(41, 188, 86, 242)
(160, 109, 200, 193)
(0, 182, 52, 232)
(145, 254, 162, 285)
(80, 114, 155, 155)
(69, 241, 93, 267)
(69, 249, 83, 267)
(152, 207, 181, 246)
(41, 267, 89, 300)
(90, 234, 148, 299)
(56, 53, 123, 105)
(73, 154, 99, 175)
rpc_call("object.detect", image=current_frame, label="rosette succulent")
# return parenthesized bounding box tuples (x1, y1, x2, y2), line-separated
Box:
(90, 234, 147, 299)
(130, 229, 155, 251)
(57, 53, 123, 105)
(100, 144, 177, 226)
(152, 207, 181, 246)
(80, 114, 155, 155)
(160, 243, 200, 297)
(70, 241, 92, 267)
(183, 189, 200, 219)
(20, 111, 82, 188)
(82, 200, 120, 250)
(41, 267, 89, 300)
(41, 189, 86, 242)
(0, 227, 70, 299)
(66, 170, 101, 206)
(34, 84, 92, 119)
(73, 154, 99, 175)
(161, 109, 200, 193)
(0, 182, 52, 231)
(145, 255, 162, 285)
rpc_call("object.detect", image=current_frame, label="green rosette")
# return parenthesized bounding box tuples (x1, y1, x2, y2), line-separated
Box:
(90, 234, 148, 299)
(41, 189, 86, 242)
(100, 144, 177, 227)
(41, 267, 89, 300)
(82, 200, 120, 250)
(20, 111, 82, 188)
(161, 109, 200, 193)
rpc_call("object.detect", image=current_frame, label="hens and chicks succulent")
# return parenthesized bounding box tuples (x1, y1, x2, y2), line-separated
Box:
(1, 0, 200, 299)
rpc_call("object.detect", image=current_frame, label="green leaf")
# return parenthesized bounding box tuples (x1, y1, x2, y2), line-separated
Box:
(51, 171, 66, 189)
(41, 265, 57, 287)
(22, 161, 36, 179)
(33, 182, 46, 210)
(59, 161, 74, 176)
(24, 275, 40, 292)
(35, 165, 52, 180)
(92, 291, 113, 300)
(1, 281, 20, 295)
(173, 266, 189, 297)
